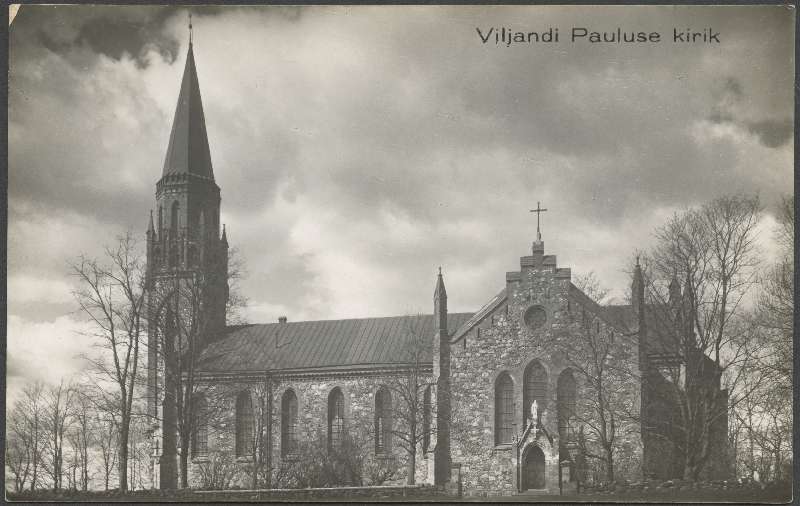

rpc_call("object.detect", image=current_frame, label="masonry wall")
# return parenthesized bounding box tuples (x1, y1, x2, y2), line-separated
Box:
(186, 374, 434, 489)
(447, 241, 642, 496)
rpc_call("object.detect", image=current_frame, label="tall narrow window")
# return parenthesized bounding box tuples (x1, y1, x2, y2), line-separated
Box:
(170, 201, 180, 233)
(235, 391, 253, 457)
(281, 389, 298, 457)
(422, 385, 432, 453)
(328, 388, 345, 451)
(191, 394, 208, 458)
(524, 360, 548, 427)
(557, 369, 577, 441)
(494, 373, 514, 445)
(375, 387, 392, 454)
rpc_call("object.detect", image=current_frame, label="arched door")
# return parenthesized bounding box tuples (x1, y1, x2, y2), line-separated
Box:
(522, 445, 546, 490)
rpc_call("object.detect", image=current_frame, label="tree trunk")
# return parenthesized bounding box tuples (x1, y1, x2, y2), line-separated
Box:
(180, 434, 190, 488)
(119, 420, 129, 493)
(605, 447, 614, 483)
(407, 448, 416, 485)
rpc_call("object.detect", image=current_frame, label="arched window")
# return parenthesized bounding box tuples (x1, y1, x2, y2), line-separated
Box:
(524, 360, 547, 427)
(170, 201, 180, 233)
(494, 372, 514, 445)
(557, 369, 577, 441)
(192, 394, 208, 457)
(375, 387, 392, 454)
(235, 391, 253, 457)
(422, 385, 432, 453)
(281, 389, 298, 457)
(328, 388, 345, 451)
(158, 206, 163, 232)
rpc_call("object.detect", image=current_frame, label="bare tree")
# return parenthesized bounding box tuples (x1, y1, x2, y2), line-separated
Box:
(6, 381, 48, 491)
(729, 195, 794, 482)
(243, 377, 276, 490)
(754, 195, 793, 394)
(151, 247, 246, 488)
(67, 389, 94, 491)
(384, 317, 435, 485)
(42, 380, 74, 490)
(72, 232, 146, 492)
(95, 411, 118, 491)
(643, 193, 763, 480)
(551, 273, 640, 483)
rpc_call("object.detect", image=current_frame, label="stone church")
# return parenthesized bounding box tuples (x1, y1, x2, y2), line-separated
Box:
(145, 39, 729, 495)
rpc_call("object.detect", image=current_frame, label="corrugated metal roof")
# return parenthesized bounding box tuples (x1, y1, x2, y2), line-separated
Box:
(198, 313, 474, 374)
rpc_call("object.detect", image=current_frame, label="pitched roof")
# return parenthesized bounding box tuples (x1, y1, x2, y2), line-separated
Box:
(451, 288, 507, 342)
(162, 43, 214, 180)
(604, 304, 679, 356)
(197, 313, 474, 375)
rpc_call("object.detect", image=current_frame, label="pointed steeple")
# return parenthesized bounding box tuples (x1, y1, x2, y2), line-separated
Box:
(147, 210, 155, 237)
(434, 266, 447, 299)
(221, 223, 228, 245)
(161, 38, 214, 180)
(668, 270, 681, 307)
(632, 256, 644, 313)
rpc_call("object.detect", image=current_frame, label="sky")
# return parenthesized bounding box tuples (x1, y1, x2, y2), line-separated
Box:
(7, 5, 794, 401)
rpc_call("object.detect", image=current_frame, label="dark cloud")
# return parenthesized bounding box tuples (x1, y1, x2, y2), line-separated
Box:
(8, 5, 794, 329)
(746, 118, 794, 148)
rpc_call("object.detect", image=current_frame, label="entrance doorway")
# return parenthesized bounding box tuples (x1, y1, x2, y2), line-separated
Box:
(522, 445, 546, 490)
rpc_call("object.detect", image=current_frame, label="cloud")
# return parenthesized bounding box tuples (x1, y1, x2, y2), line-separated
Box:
(746, 118, 794, 148)
(6, 315, 96, 402)
(7, 4, 794, 374)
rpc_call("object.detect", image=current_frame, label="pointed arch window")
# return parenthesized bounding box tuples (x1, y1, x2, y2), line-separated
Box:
(328, 388, 345, 451)
(375, 386, 392, 454)
(281, 389, 298, 457)
(422, 385, 432, 453)
(235, 391, 253, 457)
(192, 394, 208, 457)
(494, 372, 514, 445)
(557, 369, 577, 441)
(524, 360, 547, 427)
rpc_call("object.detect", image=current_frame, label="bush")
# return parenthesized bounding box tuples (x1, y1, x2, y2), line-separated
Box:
(196, 451, 243, 490)
(271, 431, 377, 488)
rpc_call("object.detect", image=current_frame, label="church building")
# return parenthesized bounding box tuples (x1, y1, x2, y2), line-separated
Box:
(145, 37, 729, 496)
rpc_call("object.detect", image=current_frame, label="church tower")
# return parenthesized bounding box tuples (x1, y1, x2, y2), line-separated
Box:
(146, 31, 229, 489)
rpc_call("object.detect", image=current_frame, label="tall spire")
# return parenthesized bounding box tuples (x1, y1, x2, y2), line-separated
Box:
(147, 209, 155, 236)
(434, 266, 447, 299)
(161, 28, 214, 180)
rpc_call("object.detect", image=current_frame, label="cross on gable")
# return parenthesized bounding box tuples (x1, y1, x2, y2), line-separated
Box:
(529, 201, 548, 241)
